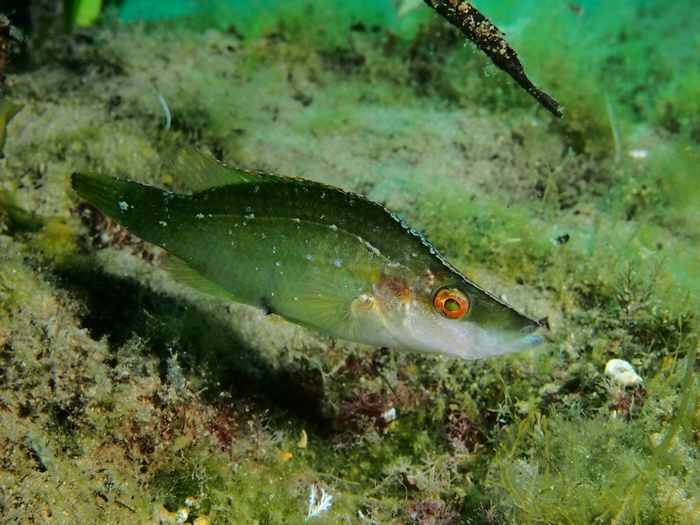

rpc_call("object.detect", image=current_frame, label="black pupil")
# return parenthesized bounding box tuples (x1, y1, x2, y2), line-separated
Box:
(444, 297, 461, 311)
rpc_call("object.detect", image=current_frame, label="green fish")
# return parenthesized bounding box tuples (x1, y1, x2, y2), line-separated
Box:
(72, 149, 543, 359)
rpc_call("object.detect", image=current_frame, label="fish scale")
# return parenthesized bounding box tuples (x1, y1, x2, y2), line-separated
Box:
(72, 148, 543, 359)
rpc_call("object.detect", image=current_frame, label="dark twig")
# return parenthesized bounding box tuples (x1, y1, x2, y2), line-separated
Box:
(423, 0, 563, 117)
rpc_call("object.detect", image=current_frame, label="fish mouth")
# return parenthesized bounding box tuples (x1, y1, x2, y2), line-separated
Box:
(516, 334, 544, 350)
(504, 317, 545, 352)
(514, 315, 547, 343)
(518, 316, 544, 336)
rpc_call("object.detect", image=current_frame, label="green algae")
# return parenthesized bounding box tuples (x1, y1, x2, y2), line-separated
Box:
(63, 0, 104, 31)
(0, 191, 79, 261)
(0, 97, 22, 157)
(0, 190, 43, 234)
(490, 340, 700, 524)
(1, 1, 699, 523)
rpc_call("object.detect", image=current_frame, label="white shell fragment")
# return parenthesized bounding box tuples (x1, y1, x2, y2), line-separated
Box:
(605, 359, 643, 388)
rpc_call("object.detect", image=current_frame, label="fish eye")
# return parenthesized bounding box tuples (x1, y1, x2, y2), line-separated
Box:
(433, 287, 469, 319)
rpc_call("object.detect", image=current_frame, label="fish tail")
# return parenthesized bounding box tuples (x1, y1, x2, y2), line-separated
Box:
(71, 172, 151, 224)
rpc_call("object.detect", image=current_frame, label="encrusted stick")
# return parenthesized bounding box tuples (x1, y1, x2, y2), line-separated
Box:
(423, 0, 563, 117)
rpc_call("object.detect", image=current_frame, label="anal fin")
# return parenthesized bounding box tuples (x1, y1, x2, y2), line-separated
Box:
(162, 254, 237, 301)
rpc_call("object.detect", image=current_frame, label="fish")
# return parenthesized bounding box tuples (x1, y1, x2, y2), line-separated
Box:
(71, 148, 543, 359)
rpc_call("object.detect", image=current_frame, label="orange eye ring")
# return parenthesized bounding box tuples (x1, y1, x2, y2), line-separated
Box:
(433, 288, 469, 319)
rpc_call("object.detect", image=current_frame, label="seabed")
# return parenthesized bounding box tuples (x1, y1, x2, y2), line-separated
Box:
(0, 1, 698, 523)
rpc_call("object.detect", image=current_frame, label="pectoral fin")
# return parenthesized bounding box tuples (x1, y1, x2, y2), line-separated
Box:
(292, 275, 364, 342)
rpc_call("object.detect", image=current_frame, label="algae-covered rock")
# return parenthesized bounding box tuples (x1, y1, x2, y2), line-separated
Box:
(0, 1, 698, 523)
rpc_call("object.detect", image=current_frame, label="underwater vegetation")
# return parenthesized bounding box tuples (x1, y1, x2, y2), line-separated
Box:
(0, 97, 22, 157)
(62, 0, 104, 31)
(0, 0, 699, 523)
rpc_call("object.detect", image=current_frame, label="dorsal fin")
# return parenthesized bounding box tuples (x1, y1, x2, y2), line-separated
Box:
(165, 147, 267, 192)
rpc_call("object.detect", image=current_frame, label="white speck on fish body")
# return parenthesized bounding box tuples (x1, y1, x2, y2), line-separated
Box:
(292, 218, 301, 223)
(365, 240, 381, 256)
(228, 229, 232, 235)
(159, 220, 167, 227)
(276, 261, 281, 267)
(245, 213, 254, 219)
(334, 259, 343, 268)
(320, 191, 326, 198)
(329, 224, 337, 230)
(261, 233, 266, 238)
(357, 235, 377, 255)
(320, 214, 325, 220)
(387, 210, 445, 260)
(196, 213, 204, 219)
(118, 201, 129, 211)
(253, 184, 260, 193)
(305, 253, 314, 261)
